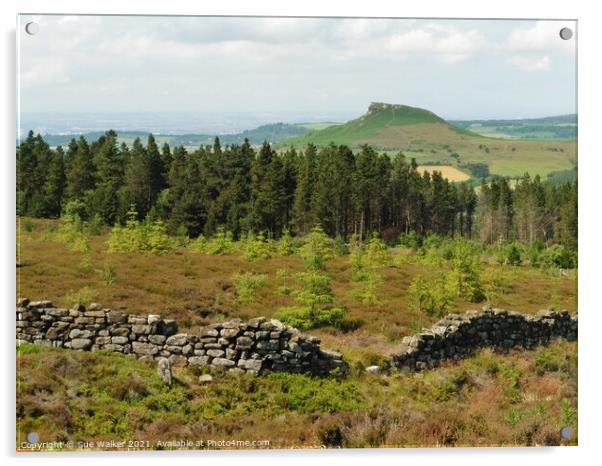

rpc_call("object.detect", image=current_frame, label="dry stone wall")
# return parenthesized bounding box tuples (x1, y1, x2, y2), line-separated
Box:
(16, 299, 346, 375)
(391, 307, 577, 371)
(16, 299, 578, 375)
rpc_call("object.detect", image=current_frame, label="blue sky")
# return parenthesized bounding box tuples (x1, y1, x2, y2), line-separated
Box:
(18, 15, 576, 121)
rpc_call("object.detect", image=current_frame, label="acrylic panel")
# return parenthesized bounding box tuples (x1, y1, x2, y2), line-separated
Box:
(16, 15, 577, 451)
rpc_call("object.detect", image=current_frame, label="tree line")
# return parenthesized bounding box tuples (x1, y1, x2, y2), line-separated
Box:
(16, 130, 577, 249)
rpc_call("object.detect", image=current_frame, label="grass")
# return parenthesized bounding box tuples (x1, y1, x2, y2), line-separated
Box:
(16, 339, 577, 449)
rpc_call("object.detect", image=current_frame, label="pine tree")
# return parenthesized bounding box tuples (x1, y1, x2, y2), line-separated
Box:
(293, 144, 317, 235)
(120, 135, 164, 219)
(66, 136, 95, 202)
(39, 147, 66, 217)
(91, 130, 124, 223)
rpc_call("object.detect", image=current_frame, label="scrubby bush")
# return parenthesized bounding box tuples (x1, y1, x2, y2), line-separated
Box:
(495, 242, 523, 266)
(55, 214, 90, 253)
(107, 208, 175, 255)
(241, 231, 273, 261)
(20, 218, 34, 233)
(298, 226, 335, 271)
(538, 244, 577, 269)
(354, 270, 383, 306)
(232, 272, 266, 304)
(189, 234, 208, 253)
(205, 227, 235, 255)
(63, 199, 88, 221)
(350, 235, 389, 305)
(398, 231, 423, 250)
(276, 268, 294, 296)
(273, 305, 347, 331)
(447, 242, 485, 302)
(333, 235, 349, 256)
(87, 213, 103, 236)
(407, 275, 453, 317)
(64, 286, 99, 307)
(274, 269, 349, 330)
(365, 234, 390, 267)
(276, 228, 297, 256)
(174, 225, 190, 247)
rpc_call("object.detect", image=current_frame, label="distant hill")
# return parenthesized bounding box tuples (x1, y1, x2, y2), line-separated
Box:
(451, 114, 577, 140)
(34, 122, 309, 148)
(281, 102, 577, 179)
(283, 102, 473, 148)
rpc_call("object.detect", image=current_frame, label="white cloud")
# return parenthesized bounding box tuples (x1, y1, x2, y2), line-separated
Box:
(20, 57, 70, 84)
(509, 55, 551, 72)
(386, 25, 485, 63)
(507, 21, 575, 53)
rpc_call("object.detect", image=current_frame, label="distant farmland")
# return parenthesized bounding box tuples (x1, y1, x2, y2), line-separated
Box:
(416, 165, 470, 182)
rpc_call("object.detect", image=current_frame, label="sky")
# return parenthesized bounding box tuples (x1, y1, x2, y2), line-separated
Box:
(17, 15, 577, 131)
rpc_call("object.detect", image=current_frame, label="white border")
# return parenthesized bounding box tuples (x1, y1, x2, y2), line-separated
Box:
(2, 1, 600, 465)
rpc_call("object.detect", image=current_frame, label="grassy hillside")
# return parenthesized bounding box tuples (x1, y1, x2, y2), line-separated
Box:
(16, 217, 578, 449)
(285, 102, 454, 147)
(281, 103, 577, 179)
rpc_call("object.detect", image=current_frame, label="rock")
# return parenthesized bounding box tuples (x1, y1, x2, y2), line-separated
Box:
(148, 335, 166, 345)
(220, 328, 240, 338)
(27, 300, 54, 309)
(365, 365, 381, 374)
(111, 336, 129, 345)
(71, 338, 92, 350)
(107, 310, 126, 324)
(47, 308, 69, 317)
(132, 324, 152, 335)
(69, 329, 93, 339)
(148, 314, 161, 325)
(207, 349, 225, 358)
(239, 359, 263, 372)
(161, 320, 178, 336)
(88, 303, 103, 311)
(128, 316, 147, 325)
(165, 334, 189, 346)
(198, 374, 213, 384)
(270, 319, 285, 331)
(17, 298, 30, 307)
(221, 320, 242, 329)
(236, 336, 254, 350)
(188, 356, 210, 366)
(212, 358, 236, 367)
(247, 317, 266, 329)
(132, 342, 159, 356)
(199, 327, 219, 337)
(157, 357, 172, 387)
(110, 327, 130, 337)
